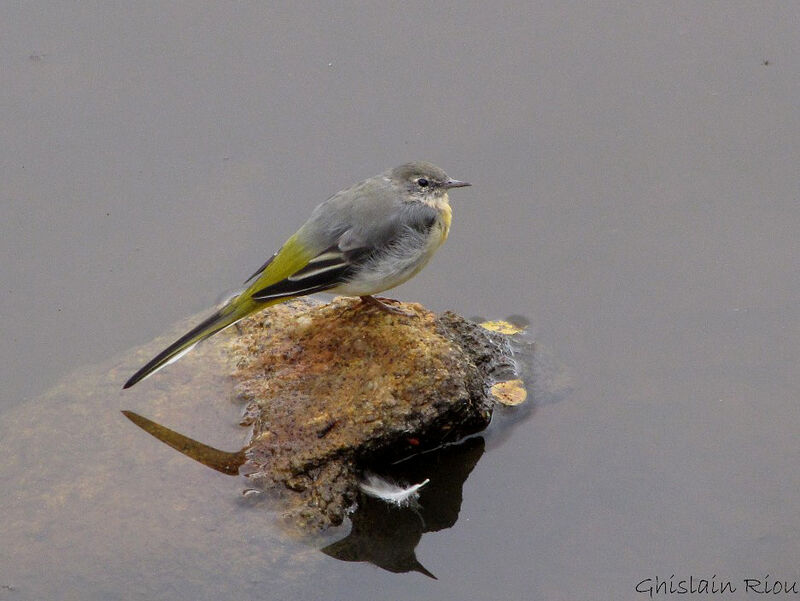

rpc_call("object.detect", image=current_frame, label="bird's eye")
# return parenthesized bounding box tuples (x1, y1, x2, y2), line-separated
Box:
(417, 178, 429, 187)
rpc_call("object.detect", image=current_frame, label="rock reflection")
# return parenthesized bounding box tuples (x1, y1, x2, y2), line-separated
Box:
(121, 408, 484, 577)
(323, 437, 485, 578)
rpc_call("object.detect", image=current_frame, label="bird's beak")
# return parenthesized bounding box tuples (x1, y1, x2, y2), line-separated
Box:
(443, 178, 471, 189)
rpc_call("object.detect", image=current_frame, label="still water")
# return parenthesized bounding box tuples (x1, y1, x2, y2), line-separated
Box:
(2, 3, 798, 600)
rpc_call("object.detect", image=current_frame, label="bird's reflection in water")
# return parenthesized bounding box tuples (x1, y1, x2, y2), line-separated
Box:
(122, 410, 485, 578)
(121, 410, 246, 475)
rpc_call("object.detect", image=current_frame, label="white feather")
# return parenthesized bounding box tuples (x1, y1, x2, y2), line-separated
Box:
(358, 472, 430, 507)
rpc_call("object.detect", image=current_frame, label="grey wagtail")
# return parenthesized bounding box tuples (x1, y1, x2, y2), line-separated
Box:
(123, 161, 470, 389)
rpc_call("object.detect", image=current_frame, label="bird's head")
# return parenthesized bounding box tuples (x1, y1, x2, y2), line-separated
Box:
(389, 161, 470, 202)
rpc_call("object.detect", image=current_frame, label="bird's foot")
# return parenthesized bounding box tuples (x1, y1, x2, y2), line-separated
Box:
(359, 295, 417, 317)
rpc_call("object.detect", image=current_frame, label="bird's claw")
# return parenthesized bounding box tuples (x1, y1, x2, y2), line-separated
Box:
(359, 295, 417, 317)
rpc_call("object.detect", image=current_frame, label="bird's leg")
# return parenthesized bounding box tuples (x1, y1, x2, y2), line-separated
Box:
(359, 295, 416, 317)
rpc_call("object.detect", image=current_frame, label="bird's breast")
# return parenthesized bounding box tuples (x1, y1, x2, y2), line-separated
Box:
(438, 202, 452, 243)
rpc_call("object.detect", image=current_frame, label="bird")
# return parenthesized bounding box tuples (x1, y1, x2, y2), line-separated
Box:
(123, 161, 471, 389)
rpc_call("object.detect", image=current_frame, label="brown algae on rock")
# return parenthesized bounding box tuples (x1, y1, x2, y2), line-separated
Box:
(227, 296, 525, 529)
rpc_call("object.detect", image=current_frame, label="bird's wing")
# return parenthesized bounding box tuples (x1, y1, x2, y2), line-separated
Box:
(242, 185, 370, 288)
(249, 241, 370, 301)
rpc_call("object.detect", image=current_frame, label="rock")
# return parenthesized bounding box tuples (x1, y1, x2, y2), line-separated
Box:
(227, 296, 524, 529)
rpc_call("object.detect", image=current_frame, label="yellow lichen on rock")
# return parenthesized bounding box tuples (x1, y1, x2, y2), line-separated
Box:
(480, 320, 526, 335)
(490, 379, 527, 406)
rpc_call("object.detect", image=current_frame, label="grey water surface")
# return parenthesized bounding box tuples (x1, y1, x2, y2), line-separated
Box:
(1, 3, 798, 600)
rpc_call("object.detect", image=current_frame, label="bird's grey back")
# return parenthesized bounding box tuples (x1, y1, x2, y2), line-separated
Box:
(297, 173, 437, 256)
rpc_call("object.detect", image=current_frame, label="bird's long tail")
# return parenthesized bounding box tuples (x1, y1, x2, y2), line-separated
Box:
(122, 297, 259, 389)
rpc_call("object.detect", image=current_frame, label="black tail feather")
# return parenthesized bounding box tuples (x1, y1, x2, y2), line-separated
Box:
(122, 308, 230, 389)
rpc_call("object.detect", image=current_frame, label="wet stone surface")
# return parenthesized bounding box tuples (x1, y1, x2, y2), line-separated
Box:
(228, 297, 524, 529)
